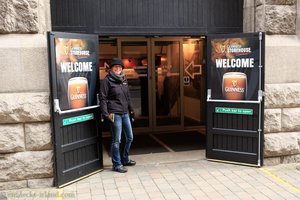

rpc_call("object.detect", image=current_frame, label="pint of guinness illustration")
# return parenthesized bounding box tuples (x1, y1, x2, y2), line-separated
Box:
(68, 77, 88, 109)
(222, 72, 247, 100)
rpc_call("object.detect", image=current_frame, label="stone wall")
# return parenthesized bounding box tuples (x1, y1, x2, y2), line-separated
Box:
(252, 0, 300, 165)
(255, 0, 297, 34)
(0, 0, 53, 190)
(264, 84, 300, 165)
(0, 0, 299, 191)
(297, 0, 300, 34)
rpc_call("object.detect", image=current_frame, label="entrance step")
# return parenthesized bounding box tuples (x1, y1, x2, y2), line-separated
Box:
(102, 131, 206, 156)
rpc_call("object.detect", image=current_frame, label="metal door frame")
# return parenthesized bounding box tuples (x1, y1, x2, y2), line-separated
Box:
(118, 37, 185, 132)
(118, 38, 153, 133)
(150, 38, 184, 132)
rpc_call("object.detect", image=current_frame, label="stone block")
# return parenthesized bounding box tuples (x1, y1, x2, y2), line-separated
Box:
(281, 154, 300, 163)
(0, 151, 53, 181)
(0, 180, 27, 191)
(0, 34, 49, 93)
(265, 0, 296, 5)
(255, 5, 265, 32)
(244, 0, 255, 7)
(0, 92, 50, 123)
(256, 0, 264, 6)
(0, 124, 25, 153)
(265, 84, 300, 108)
(298, 0, 300, 35)
(265, 36, 300, 84)
(37, 0, 51, 33)
(0, 0, 38, 33)
(27, 178, 53, 188)
(255, 4, 296, 34)
(264, 132, 300, 157)
(263, 157, 281, 166)
(25, 123, 52, 151)
(243, 0, 255, 32)
(264, 109, 281, 133)
(282, 108, 300, 132)
(264, 5, 296, 34)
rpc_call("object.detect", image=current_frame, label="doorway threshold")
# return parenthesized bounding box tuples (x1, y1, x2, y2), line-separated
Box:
(102, 131, 206, 166)
(103, 148, 206, 167)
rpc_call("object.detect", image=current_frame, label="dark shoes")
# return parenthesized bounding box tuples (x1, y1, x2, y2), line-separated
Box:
(113, 160, 136, 173)
(123, 160, 136, 166)
(113, 165, 128, 173)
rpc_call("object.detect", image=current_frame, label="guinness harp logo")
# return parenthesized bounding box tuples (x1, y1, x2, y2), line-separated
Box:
(64, 45, 69, 55)
(76, 86, 81, 94)
(220, 44, 226, 53)
(232, 80, 238, 88)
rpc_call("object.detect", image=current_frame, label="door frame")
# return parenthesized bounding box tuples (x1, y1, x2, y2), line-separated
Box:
(100, 36, 207, 134)
(118, 37, 185, 132)
(150, 38, 184, 132)
(118, 38, 153, 133)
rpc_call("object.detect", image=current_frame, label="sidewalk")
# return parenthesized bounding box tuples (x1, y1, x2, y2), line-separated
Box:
(1, 150, 300, 200)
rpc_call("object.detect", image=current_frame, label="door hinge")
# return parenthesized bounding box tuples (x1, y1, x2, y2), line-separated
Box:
(258, 90, 264, 102)
(259, 32, 263, 41)
(54, 99, 62, 113)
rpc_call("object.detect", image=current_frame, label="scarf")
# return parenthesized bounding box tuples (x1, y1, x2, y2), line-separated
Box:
(108, 70, 126, 83)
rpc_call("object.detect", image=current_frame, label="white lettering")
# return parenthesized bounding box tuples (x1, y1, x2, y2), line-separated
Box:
(71, 93, 86, 100)
(216, 59, 223, 68)
(215, 58, 254, 68)
(60, 62, 93, 73)
(225, 87, 245, 93)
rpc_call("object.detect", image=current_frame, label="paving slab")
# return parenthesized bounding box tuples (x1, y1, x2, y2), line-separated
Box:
(0, 150, 300, 200)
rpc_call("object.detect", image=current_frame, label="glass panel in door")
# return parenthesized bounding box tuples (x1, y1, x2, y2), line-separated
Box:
(154, 41, 181, 126)
(121, 41, 149, 128)
(183, 39, 206, 126)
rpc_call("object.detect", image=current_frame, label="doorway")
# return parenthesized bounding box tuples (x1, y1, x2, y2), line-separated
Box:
(99, 37, 206, 135)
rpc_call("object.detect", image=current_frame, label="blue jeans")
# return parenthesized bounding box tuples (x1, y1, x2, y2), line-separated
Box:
(109, 113, 133, 168)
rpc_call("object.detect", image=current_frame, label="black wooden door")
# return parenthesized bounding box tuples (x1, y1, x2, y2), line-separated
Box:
(48, 32, 103, 187)
(206, 32, 265, 166)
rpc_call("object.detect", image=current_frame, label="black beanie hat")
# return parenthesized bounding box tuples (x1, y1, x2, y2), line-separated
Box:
(109, 58, 124, 69)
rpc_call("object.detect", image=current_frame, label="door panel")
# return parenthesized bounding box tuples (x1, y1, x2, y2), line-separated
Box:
(48, 32, 103, 187)
(182, 38, 206, 127)
(54, 109, 102, 186)
(119, 38, 184, 132)
(153, 40, 182, 127)
(120, 40, 151, 130)
(206, 32, 265, 166)
(207, 102, 260, 164)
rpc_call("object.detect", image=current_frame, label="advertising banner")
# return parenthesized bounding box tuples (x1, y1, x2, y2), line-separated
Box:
(210, 35, 260, 101)
(54, 36, 99, 111)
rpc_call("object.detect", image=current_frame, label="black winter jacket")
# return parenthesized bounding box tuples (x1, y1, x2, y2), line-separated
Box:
(100, 74, 133, 118)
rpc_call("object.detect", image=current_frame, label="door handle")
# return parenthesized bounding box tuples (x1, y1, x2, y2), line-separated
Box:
(54, 99, 100, 115)
(206, 89, 262, 104)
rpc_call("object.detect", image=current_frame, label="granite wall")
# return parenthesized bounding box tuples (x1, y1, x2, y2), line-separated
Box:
(251, 0, 300, 165)
(0, 0, 53, 190)
(0, 0, 299, 191)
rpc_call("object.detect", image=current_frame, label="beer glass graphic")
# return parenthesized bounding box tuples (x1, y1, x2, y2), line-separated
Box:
(222, 72, 247, 100)
(68, 77, 88, 109)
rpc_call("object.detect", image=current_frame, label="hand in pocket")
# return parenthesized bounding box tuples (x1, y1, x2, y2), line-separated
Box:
(108, 113, 114, 122)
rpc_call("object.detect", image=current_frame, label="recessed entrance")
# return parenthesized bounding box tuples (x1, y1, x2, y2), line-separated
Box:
(99, 37, 206, 139)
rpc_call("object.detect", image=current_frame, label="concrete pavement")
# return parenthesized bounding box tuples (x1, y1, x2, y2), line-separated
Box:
(1, 150, 300, 200)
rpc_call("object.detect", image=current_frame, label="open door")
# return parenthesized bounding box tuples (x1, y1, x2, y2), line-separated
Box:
(48, 32, 103, 187)
(206, 32, 265, 166)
